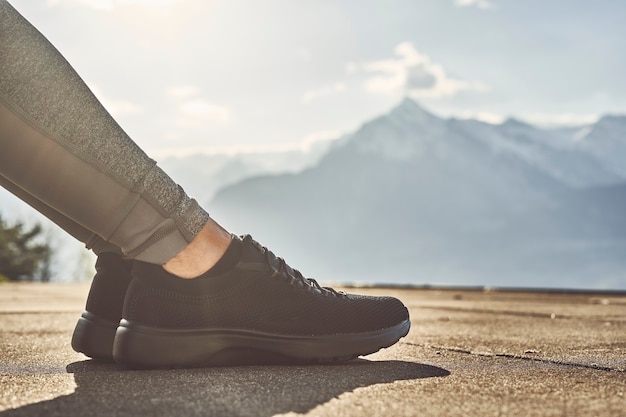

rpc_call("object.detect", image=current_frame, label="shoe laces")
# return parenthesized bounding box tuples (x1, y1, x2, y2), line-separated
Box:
(243, 235, 345, 297)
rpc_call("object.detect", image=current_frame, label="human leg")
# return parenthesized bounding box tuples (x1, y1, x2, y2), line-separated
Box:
(0, 174, 120, 255)
(0, 0, 227, 360)
(0, 1, 409, 367)
(0, 1, 216, 264)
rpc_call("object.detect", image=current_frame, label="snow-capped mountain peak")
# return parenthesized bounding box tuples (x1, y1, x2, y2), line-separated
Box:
(337, 98, 448, 161)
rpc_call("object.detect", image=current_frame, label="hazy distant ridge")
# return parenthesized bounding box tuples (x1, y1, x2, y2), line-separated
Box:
(210, 98, 626, 289)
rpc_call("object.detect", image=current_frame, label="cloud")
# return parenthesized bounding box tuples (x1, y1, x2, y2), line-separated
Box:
(405, 65, 438, 90)
(176, 99, 232, 127)
(299, 130, 342, 149)
(47, 0, 182, 10)
(166, 85, 232, 129)
(301, 82, 346, 103)
(454, 0, 494, 10)
(455, 111, 505, 124)
(519, 112, 599, 127)
(167, 85, 200, 99)
(355, 42, 489, 99)
(151, 130, 342, 158)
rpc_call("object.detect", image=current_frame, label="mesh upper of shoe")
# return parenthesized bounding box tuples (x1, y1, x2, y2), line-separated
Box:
(125, 235, 409, 335)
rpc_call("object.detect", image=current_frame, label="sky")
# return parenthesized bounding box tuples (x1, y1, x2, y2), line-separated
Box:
(8, 0, 626, 160)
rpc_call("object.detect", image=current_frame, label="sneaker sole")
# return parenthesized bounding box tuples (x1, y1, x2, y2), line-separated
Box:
(112, 319, 410, 368)
(71, 311, 118, 361)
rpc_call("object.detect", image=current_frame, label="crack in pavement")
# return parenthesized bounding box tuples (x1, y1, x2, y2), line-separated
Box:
(401, 342, 625, 373)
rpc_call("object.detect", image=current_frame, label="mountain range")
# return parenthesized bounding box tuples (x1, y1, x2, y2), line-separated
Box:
(1, 98, 624, 288)
(209, 98, 626, 290)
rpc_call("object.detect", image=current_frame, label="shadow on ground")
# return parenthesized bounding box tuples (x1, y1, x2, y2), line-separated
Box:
(0, 359, 449, 416)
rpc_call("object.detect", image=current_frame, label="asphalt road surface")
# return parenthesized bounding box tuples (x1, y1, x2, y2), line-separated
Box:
(1, 283, 624, 416)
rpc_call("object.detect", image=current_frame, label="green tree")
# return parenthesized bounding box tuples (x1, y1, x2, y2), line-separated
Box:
(0, 215, 51, 282)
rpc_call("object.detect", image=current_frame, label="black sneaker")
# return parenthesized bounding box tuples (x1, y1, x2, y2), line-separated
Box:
(113, 234, 410, 368)
(71, 253, 133, 361)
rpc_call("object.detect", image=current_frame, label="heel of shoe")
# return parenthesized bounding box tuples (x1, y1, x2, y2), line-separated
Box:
(112, 320, 223, 368)
(71, 311, 118, 361)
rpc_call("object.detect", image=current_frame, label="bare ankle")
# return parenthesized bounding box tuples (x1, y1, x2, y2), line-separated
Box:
(162, 219, 231, 279)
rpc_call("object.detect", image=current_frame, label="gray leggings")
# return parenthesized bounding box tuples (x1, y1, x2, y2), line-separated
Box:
(0, 1, 209, 264)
